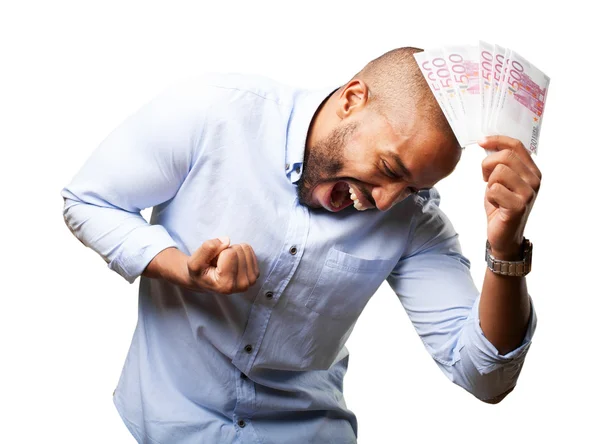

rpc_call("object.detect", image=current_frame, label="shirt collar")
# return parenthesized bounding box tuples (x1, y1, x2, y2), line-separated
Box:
(285, 86, 338, 184)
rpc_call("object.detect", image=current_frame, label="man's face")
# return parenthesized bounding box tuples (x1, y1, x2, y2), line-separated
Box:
(297, 110, 461, 212)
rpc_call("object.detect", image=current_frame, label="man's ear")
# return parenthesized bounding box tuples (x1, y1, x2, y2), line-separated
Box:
(336, 79, 369, 120)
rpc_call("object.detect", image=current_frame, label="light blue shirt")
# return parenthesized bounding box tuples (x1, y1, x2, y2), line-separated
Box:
(61, 73, 536, 444)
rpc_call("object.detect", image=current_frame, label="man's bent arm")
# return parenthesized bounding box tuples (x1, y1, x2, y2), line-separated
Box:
(142, 247, 189, 284)
(388, 188, 537, 403)
(61, 79, 211, 283)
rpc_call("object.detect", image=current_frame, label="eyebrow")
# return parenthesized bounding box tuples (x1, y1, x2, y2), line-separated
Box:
(389, 152, 414, 181)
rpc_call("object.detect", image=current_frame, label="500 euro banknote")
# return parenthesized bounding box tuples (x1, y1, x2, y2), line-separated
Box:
(415, 43, 550, 154)
(442, 44, 482, 144)
(414, 50, 468, 145)
(489, 49, 550, 154)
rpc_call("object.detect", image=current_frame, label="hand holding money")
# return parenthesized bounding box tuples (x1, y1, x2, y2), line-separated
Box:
(414, 43, 548, 257)
(479, 135, 542, 258)
(414, 42, 550, 154)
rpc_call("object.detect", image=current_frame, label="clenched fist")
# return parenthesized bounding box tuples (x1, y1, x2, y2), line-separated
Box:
(142, 237, 260, 294)
(185, 237, 260, 294)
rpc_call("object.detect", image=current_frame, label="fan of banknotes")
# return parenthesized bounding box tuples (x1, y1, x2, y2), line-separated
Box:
(414, 41, 550, 154)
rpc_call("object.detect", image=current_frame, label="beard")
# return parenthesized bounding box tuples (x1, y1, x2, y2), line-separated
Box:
(296, 121, 358, 208)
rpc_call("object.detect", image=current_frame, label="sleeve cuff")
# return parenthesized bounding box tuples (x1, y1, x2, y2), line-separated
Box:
(107, 224, 179, 284)
(465, 293, 537, 375)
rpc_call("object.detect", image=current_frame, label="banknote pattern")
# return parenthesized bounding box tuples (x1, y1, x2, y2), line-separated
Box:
(414, 42, 550, 154)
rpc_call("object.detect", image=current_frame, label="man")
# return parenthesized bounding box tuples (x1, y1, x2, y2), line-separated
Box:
(62, 47, 539, 443)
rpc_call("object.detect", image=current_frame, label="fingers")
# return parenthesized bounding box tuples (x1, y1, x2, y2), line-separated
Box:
(240, 243, 260, 284)
(486, 182, 525, 211)
(233, 245, 250, 292)
(214, 247, 239, 293)
(480, 142, 541, 197)
(216, 244, 260, 294)
(188, 238, 260, 295)
(479, 135, 542, 182)
(483, 154, 538, 221)
(481, 145, 541, 189)
(188, 237, 230, 275)
(486, 162, 536, 205)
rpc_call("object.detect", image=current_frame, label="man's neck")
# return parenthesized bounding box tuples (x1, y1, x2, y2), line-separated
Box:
(305, 88, 339, 154)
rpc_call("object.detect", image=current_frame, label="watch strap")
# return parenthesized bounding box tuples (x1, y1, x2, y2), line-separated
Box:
(485, 238, 532, 277)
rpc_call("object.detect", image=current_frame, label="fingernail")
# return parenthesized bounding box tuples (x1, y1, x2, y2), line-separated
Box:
(218, 236, 230, 245)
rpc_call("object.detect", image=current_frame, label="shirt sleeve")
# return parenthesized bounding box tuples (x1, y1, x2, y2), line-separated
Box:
(61, 78, 211, 284)
(387, 188, 537, 402)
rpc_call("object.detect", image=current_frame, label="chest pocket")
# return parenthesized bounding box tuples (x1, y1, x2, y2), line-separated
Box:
(305, 248, 396, 319)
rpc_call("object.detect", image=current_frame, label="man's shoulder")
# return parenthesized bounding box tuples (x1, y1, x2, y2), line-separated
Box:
(398, 187, 461, 256)
(172, 72, 296, 106)
(383, 187, 448, 234)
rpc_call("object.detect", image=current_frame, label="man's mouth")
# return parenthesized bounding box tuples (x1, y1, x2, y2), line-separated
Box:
(322, 181, 371, 212)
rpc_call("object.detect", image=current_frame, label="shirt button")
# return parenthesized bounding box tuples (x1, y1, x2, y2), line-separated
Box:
(237, 419, 246, 428)
(295, 166, 301, 174)
(289, 246, 297, 255)
(285, 163, 290, 170)
(265, 291, 274, 299)
(244, 344, 253, 353)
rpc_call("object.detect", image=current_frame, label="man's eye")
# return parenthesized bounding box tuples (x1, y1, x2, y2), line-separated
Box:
(382, 160, 397, 178)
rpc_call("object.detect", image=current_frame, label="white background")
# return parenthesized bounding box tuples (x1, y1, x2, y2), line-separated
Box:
(1, 0, 598, 442)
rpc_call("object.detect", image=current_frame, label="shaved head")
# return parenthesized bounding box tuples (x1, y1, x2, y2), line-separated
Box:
(352, 47, 459, 148)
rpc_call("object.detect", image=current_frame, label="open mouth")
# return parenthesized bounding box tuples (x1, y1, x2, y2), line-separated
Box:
(325, 181, 370, 212)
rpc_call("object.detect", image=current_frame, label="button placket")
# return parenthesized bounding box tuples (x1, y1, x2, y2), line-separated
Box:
(231, 200, 309, 376)
(230, 201, 309, 436)
(234, 363, 257, 420)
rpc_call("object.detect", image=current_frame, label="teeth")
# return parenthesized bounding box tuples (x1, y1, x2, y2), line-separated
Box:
(348, 186, 367, 211)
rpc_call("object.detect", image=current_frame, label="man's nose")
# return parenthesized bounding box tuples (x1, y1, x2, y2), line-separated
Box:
(372, 184, 410, 211)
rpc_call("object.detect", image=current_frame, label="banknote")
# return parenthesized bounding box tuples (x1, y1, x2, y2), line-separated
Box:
(492, 50, 550, 154)
(429, 48, 468, 137)
(488, 44, 509, 133)
(479, 41, 494, 135)
(414, 51, 468, 146)
(443, 45, 482, 143)
(415, 43, 550, 154)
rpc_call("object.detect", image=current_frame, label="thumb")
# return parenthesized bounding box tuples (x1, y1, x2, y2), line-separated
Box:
(188, 237, 230, 274)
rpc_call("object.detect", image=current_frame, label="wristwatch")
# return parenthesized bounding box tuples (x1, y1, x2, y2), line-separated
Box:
(485, 238, 533, 277)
